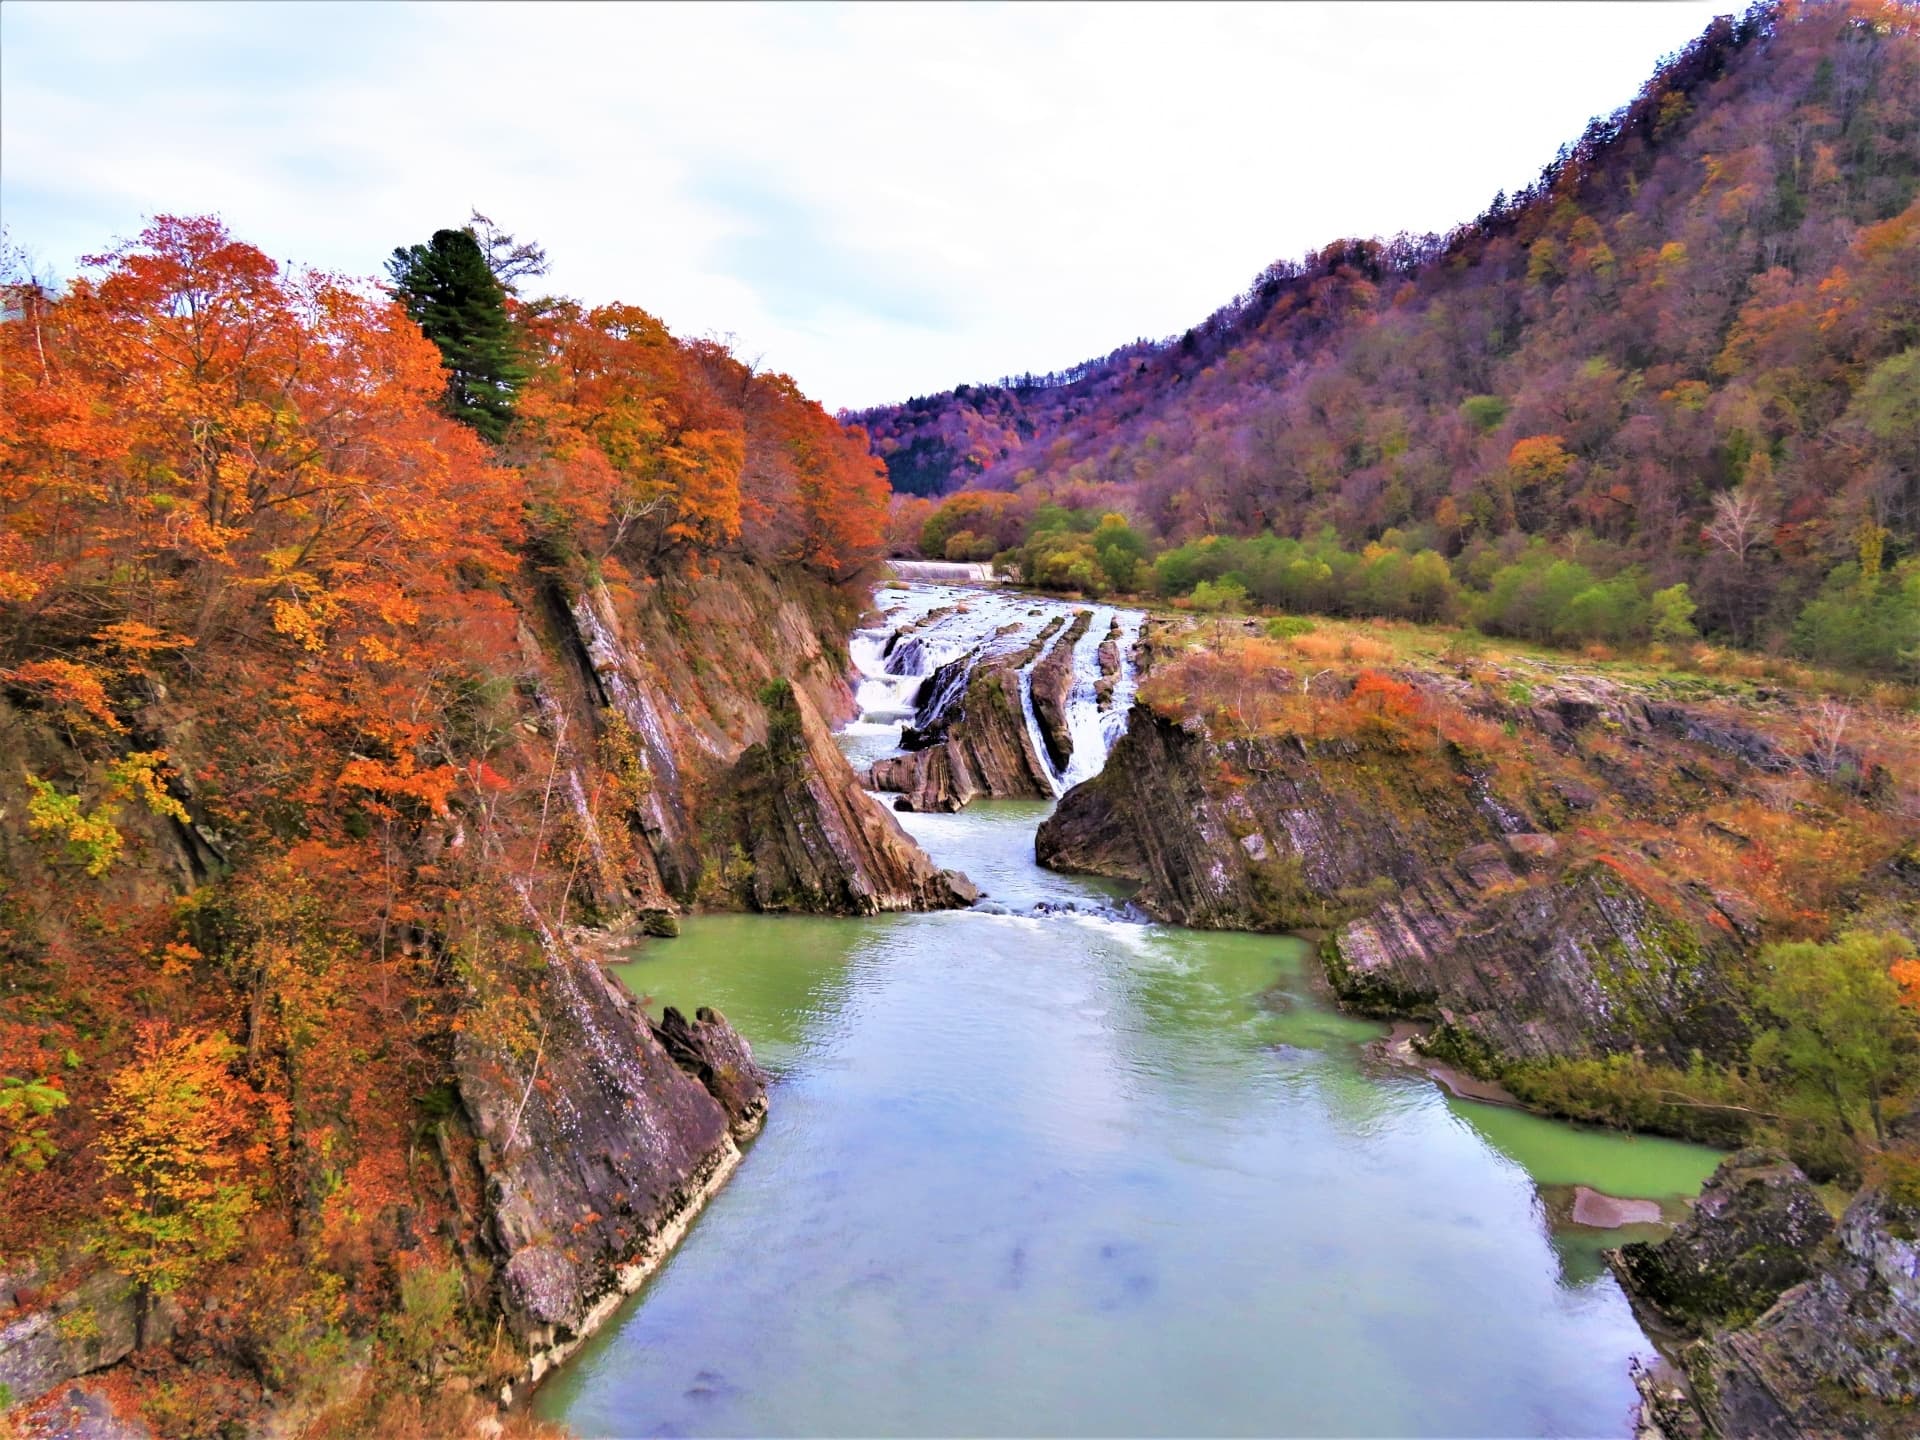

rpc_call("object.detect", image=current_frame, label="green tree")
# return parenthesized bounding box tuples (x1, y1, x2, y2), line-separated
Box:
(1188, 576, 1248, 613)
(0, 1074, 69, 1173)
(1793, 558, 1920, 676)
(1844, 349, 1920, 487)
(387, 227, 526, 442)
(1458, 394, 1508, 434)
(1752, 931, 1918, 1148)
(1649, 582, 1698, 642)
(1091, 513, 1147, 591)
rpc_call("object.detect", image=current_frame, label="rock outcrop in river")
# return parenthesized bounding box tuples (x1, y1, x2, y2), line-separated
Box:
(1609, 1148, 1834, 1333)
(876, 647, 1057, 809)
(718, 680, 976, 911)
(1621, 1152, 1919, 1440)
(1037, 700, 1747, 1068)
(1028, 610, 1093, 775)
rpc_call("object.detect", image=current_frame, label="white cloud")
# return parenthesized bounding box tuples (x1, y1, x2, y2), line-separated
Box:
(1, 0, 1726, 409)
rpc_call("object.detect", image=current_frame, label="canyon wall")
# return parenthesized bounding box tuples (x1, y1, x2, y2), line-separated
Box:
(1038, 660, 1915, 1078)
(0, 559, 968, 1425)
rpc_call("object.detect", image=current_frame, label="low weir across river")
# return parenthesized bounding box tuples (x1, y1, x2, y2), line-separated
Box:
(541, 581, 1723, 1438)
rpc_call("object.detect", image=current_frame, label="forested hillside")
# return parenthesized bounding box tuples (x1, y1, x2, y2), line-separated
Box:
(0, 215, 891, 1434)
(852, 0, 1920, 671)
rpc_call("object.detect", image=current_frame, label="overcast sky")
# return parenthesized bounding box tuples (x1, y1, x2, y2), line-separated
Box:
(2, 1, 1727, 410)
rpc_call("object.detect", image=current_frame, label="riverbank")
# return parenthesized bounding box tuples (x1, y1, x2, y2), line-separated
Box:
(1036, 616, 1917, 1162)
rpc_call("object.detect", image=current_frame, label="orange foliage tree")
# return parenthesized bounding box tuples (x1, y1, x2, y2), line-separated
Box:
(515, 302, 744, 560)
(96, 1027, 268, 1337)
(513, 301, 887, 581)
(1895, 956, 1920, 1013)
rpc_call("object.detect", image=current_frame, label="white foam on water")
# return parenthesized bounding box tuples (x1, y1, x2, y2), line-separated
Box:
(847, 583, 1144, 795)
(1058, 607, 1116, 790)
(1016, 620, 1072, 797)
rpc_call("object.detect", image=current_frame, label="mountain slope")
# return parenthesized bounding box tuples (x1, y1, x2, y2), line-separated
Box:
(850, 0, 1920, 659)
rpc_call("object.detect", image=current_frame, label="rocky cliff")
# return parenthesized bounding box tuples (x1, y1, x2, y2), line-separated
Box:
(401, 563, 972, 1396)
(453, 930, 766, 1397)
(0, 558, 969, 1431)
(557, 564, 966, 915)
(1029, 622, 1920, 1436)
(1610, 1149, 1835, 1333)
(716, 681, 975, 912)
(1038, 700, 1751, 1068)
(1619, 1152, 1918, 1440)
(1037, 636, 1915, 1082)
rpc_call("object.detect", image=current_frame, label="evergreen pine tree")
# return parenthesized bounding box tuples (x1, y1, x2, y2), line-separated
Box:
(387, 228, 524, 442)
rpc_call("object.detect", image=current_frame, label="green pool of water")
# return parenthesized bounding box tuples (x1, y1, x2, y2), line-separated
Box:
(539, 800, 1722, 1438)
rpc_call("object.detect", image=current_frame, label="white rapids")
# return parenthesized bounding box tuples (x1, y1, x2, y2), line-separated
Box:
(887, 559, 1000, 585)
(848, 582, 1144, 793)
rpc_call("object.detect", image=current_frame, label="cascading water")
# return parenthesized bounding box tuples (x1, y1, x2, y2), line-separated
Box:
(850, 583, 1145, 795)
(1015, 620, 1072, 797)
(1057, 608, 1126, 790)
(849, 628, 922, 725)
(887, 559, 999, 584)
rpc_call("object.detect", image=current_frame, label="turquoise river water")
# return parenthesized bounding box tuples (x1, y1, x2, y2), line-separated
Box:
(539, 785, 1722, 1437)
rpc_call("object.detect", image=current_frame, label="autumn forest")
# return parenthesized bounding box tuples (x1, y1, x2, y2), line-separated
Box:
(1, 210, 890, 1434)
(860, 0, 1919, 676)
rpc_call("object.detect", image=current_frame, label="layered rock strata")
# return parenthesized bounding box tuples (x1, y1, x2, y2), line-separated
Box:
(454, 938, 768, 1396)
(1610, 1148, 1834, 1332)
(1620, 1154, 1917, 1440)
(1028, 609, 1093, 775)
(1037, 703, 1746, 1066)
(720, 683, 976, 911)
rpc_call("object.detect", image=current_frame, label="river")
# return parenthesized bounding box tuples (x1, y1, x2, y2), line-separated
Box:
(539, 584, 1722, 1438)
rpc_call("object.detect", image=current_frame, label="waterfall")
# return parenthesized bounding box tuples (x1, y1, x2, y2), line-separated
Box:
(1058, 608, 1117, 790)
(1100, 609, 1147, 744)
(1015, 620, 1073, 798)
(850, 626, 922, 724)
(888, 559, 998, 585)
(849, 583, 1144, 795)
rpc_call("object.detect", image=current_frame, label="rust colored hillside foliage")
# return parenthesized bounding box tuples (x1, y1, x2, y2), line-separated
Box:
(0, 215, 886, 1431)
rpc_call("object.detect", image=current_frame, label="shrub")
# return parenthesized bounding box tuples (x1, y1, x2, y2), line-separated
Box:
(1792, 558, 1920, 677)
(1187, 577, 1248, 613)
(1650, 582, 1699, 642)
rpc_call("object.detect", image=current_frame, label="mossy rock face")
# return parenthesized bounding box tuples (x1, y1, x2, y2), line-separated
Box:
(1323, 932, 1440, 1019)
(1419, 1020, 1503, 1078)
(1609, 1148, 1834, 1332)
(1655, 1182, 1920, 1438)
(638, 909, 681, 938)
